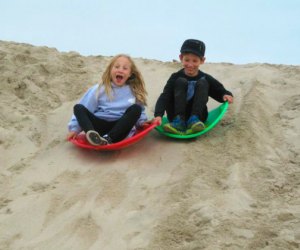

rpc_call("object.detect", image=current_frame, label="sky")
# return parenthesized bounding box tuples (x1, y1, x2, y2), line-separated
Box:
(1, 0, 300, 65)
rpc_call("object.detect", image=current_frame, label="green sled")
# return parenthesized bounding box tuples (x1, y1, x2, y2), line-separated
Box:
(155, 102, 229, 139)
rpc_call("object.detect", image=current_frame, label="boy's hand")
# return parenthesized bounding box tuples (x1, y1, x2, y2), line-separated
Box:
(223, 95, 234, 104)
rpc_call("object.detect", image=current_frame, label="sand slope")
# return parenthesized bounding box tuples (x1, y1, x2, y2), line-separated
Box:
(0, 41, 299, 250)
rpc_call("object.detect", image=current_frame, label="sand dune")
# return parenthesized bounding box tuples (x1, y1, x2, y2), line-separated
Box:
(0, 40, 299, 249)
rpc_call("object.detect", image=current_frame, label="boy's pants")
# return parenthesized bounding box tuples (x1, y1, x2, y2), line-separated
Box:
(166, 77, 209, 122)
(73, 104, 142, 142)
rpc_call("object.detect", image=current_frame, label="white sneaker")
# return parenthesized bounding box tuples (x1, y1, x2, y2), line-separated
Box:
(86, 130, 108, 146)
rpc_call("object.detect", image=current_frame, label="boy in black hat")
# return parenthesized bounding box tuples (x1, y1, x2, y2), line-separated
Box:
(153, 39, 233, 134)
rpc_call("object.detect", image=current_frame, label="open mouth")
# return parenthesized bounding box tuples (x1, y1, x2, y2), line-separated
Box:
(116, 74, 124, 81)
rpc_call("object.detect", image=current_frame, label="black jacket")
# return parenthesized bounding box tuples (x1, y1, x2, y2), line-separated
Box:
(154, 69, 233, 117)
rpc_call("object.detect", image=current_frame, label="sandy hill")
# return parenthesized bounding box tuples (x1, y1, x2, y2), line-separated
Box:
(0, 40, 299, 249)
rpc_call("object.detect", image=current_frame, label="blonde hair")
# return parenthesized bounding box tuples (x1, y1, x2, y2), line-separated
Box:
(100, 54, 147, 106)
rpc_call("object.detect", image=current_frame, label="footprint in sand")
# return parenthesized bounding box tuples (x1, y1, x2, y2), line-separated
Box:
(29, 182, 56, 193)
(0, 198, 12, 210)
(0, 198, 13, 214)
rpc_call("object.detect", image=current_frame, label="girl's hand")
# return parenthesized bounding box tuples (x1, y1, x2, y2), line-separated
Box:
(151, 116, 162, 125)
(223, 95, 234, 104)
(66, 131, 78, 141)
(141, 117, 162, 128)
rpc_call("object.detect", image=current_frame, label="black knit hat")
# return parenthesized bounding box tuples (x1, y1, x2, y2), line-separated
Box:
(180, 39, 206, 57)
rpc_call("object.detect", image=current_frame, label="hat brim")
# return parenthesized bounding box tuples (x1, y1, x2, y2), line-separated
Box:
(180, 49, 203, 57)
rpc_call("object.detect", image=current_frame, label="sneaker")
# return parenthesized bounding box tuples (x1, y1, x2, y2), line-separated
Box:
(163, 115, 186, 134)
(86, 130, 108, 146)
(187, 115, 205, 132)
(102, 134, 112, 144)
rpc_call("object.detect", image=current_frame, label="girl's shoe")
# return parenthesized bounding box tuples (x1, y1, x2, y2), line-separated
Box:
(86, 130, 108, 146)
(102, 134, 113, 144)
(187, 115, 205, 132)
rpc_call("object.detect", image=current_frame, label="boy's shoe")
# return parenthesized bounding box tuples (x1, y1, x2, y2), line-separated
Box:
(187, 115, 205, 132)
(163, 115, 186, 134)
(86, 130, 108, 146)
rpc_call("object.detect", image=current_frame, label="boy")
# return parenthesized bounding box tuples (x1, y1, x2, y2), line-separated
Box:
(153, 39, 233, 134)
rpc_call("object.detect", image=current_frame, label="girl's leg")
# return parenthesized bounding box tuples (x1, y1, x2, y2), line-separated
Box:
(73, 104, 114, 145)
(106, 104, 142, 142)
(73, 104, 112, 134)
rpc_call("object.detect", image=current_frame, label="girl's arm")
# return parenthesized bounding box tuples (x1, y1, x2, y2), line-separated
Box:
(67, 84, 99, 133)
(136, 104, 148, 128)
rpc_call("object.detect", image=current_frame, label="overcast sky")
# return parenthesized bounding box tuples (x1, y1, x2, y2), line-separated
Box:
(1, 0, 299, 65)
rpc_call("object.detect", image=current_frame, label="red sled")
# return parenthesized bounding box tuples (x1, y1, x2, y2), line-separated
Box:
(68, 122, 157, 151)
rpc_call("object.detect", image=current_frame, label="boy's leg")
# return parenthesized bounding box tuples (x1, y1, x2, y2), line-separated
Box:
(163, 78, 188, 133)
(173, 77, 188, 120)
(185, 79, 209, 132)
(191, 79, 209, 122)
(106, 104, 142, 142)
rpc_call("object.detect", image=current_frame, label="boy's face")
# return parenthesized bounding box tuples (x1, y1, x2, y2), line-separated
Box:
(111, 56, 132, 86)
(179, 53, 205, 77)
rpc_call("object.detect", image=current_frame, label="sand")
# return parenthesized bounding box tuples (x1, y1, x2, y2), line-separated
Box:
(0, 40, 299, 250)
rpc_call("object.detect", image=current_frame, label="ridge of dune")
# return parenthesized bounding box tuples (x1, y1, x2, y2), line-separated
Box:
(0, 40, 299, 249)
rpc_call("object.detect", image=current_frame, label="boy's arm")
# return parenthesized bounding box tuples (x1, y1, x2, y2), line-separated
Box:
(154, 74, 176, 117)
(206, 74, 233, 103)
(223, 94, 234, 104)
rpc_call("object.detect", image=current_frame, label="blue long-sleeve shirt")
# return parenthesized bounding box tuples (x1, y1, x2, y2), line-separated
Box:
(68, 83, 148, 133)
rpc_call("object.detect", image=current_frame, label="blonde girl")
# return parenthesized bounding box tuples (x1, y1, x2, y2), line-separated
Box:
(67, 54, 150, 145)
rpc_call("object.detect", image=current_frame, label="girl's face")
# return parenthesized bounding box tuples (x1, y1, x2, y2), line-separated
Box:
(110, 56, 132, 86)
(179, 53, 205, 77)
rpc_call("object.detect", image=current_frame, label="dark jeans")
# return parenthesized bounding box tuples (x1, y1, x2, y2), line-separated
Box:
(166, 77, 209, 122)
(74, 104, 142, 143)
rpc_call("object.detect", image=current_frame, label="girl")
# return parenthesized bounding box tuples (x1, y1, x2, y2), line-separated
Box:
(67, 54, 149, 145)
